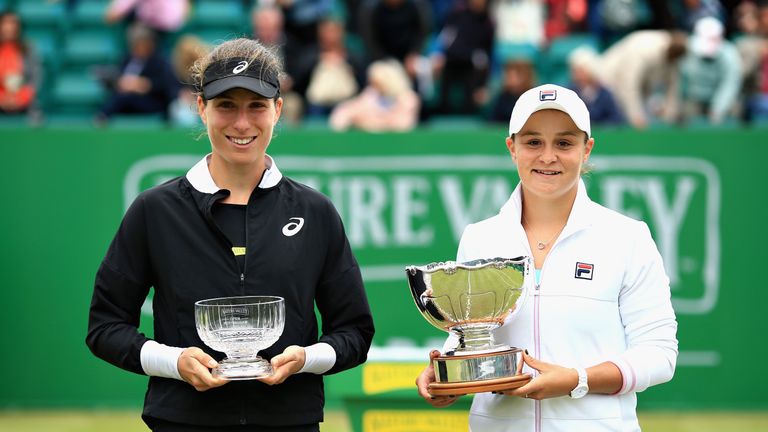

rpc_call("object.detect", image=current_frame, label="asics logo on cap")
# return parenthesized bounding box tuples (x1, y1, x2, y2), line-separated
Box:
(232, 61, 249, 74)
(540, 90, 557, 101)
(282, 217, 304, 237)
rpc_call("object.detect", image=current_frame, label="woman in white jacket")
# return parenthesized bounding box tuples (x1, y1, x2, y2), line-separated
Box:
(415, 84, 678, 432)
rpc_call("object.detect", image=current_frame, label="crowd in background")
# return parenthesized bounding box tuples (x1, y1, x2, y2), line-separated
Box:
(1, 0, 767, 131)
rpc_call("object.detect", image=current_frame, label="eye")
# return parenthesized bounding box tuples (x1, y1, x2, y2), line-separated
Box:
(216, 101, 236, 109)
(557, 140, 574, 148)
(526, 139, 542, 147)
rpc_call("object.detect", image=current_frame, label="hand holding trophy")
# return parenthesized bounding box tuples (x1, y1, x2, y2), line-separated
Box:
(406, 257, 531, 396)
(194, 296, 285, 380)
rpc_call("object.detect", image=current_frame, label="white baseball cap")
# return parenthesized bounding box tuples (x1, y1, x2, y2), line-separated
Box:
(691, 16, 723, 57)
(508, 84, 591, 138)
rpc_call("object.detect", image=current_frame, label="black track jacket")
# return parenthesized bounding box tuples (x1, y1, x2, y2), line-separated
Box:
(86, 156, 374, 427)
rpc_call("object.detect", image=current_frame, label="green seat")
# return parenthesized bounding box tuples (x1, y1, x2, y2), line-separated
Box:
(16, 0, 66, 30)
(63, 29, 121, 67)
(72, 0, 111, 28)
(50, 72, 106, 112)
(188, 0, 246, 28)
(193, 27, 246, 46)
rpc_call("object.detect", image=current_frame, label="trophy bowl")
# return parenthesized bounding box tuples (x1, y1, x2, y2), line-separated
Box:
(406, 257, 530, 396)
(194, 295, 285, 380)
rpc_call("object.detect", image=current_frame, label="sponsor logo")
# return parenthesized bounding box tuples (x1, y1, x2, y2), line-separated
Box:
(232, 60, 248, 74)
(540, 89, 557, 101)
(282, 217, 305, 237)
(575, 262, 594, 280)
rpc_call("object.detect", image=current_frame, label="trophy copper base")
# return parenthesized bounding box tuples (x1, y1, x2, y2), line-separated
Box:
(428, 374, 531, 396)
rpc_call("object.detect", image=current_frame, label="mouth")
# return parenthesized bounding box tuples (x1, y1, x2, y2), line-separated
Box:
(532, 169, 562, 176)
(227, 135, 256, 146)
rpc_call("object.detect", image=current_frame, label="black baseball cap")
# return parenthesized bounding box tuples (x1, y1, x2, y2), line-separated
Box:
(202, 57, 280, 100)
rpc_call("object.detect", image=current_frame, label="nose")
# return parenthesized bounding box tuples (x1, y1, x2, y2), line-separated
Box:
(233, 108, 250, 132)
(539, 143, 557, 163)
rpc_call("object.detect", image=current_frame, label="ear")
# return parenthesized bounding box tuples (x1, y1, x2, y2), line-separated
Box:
(197, 96, 207, 124)
(584, 137, 595, 163)
(506, 136, 517, 162)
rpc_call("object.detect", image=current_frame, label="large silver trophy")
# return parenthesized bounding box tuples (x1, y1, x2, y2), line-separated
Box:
(406, 257, 531, 396)
(194, 296, 285, 380)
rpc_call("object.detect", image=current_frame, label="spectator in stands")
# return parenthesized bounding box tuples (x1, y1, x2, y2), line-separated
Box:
(492, 0, 545, 48)
(251, 5, 303, 124)
(0, 11, 40, 117)
(488, 58, 537, 123)
(568, 46, 625, 125)
(169, 35, 209, 126)
(295, 18, 365, 117)
(95, 23, 179, 124)
(359, 0, 432, 80)
(680, 0, 725, 32)
(679, 16, 743, 124)
(276, 0, 334, 52)
(734, 0, 768, 122)
(432, 0, 495, 115)
(597, 30, 688, 128)
(105, 0, 189, 44)
(545, 0, 588, 42)
(329, 59, 420, 131)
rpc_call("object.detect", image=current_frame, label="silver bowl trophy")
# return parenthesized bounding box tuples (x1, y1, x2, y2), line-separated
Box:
(194, 296, 285, 380)
(406, 257, 531, 396)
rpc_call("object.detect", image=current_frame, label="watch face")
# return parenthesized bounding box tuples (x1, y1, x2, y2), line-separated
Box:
(571, 386, 588, 399)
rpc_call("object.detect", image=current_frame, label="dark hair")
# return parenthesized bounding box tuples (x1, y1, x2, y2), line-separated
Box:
(0, 11, 28, 55)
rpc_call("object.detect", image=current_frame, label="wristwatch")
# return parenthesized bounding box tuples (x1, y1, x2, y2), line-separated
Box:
(569, 367, 589, 399)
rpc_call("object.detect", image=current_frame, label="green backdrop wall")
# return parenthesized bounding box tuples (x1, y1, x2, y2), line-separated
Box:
(1, 126, 766, 411)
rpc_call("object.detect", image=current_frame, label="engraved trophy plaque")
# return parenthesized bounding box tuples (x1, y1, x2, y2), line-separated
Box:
(194, 296, 285, 380)
(406, 257, 531, 396)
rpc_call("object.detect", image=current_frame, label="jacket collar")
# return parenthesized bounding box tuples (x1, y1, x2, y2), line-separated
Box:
(500, 178, 594, 239)
(185, 153, 283, 194)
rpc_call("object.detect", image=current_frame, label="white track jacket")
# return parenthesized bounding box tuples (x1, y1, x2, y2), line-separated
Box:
(454, 180, 678, 432)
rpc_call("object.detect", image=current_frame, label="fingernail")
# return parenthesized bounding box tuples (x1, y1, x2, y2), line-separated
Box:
(208, 360, 218, 367)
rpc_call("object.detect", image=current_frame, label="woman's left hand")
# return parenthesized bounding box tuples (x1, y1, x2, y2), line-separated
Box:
(499, 351, 579, 400)
(258, 345, 306, 385)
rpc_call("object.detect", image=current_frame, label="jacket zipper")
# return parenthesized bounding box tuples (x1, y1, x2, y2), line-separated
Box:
(241, 202, 248, 295)
(534, 272, 542, 432)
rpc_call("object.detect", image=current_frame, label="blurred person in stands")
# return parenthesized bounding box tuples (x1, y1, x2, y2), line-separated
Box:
(329, 59, 420, 131)
(568, 46, 624, 125)
(0, 11, 40, 117)
(87, 37, 374, 431)
(734, 0, 768, 122)
(432, 0, 495, 114)
(492, 0, 545, 48)
(597, 30, 688, 128)
(416, 84, 678, 431)
(679, 16, 742, 124)
(95, 23, 178, 125)
(358, 0, 432, 97)
(680, 0, 726, 31)
(251, 5, 303, 124)
(105, 0, 189, 44)
(295, 18, 365, 117)
(544, 0, 588, 42)
(275, 0, 334, 55)
(169, 35, 209, 127)
(488, 58, 537, 123)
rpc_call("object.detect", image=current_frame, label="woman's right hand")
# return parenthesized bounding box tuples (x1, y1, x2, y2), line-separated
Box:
(416, 350, 460, 408)
(177, 347, 229, 392)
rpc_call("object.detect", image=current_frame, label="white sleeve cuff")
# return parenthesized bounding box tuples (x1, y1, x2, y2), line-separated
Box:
(140, 340, 185, 380)
(298, 343, 336, 374)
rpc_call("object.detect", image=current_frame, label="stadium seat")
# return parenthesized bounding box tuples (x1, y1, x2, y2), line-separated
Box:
(63, 28, 121, 67)
(50, 72, 106, 113)
(188, 0, 246, 29)
(193, 27, 248, 46)
(72, 0, 111, 28)
(16, 0, 66, 31)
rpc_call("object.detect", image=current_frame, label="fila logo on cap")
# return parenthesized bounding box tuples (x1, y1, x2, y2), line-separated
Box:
(282, 217, 304, 237)
(575, 262, 594, 280)
(232, 61, 249, 74)
(540, 89, 557, 101)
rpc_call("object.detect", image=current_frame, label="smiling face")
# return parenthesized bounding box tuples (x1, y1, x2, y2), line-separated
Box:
(197, 88, 282, 168)
(507, 109, 594, 202)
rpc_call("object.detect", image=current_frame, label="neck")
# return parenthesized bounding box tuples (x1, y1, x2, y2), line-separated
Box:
(520, 186, 578, 228)
(209, 154, 267, 204)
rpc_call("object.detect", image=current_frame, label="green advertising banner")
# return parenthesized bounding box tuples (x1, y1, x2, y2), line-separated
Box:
(0, 127, 766, 419)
